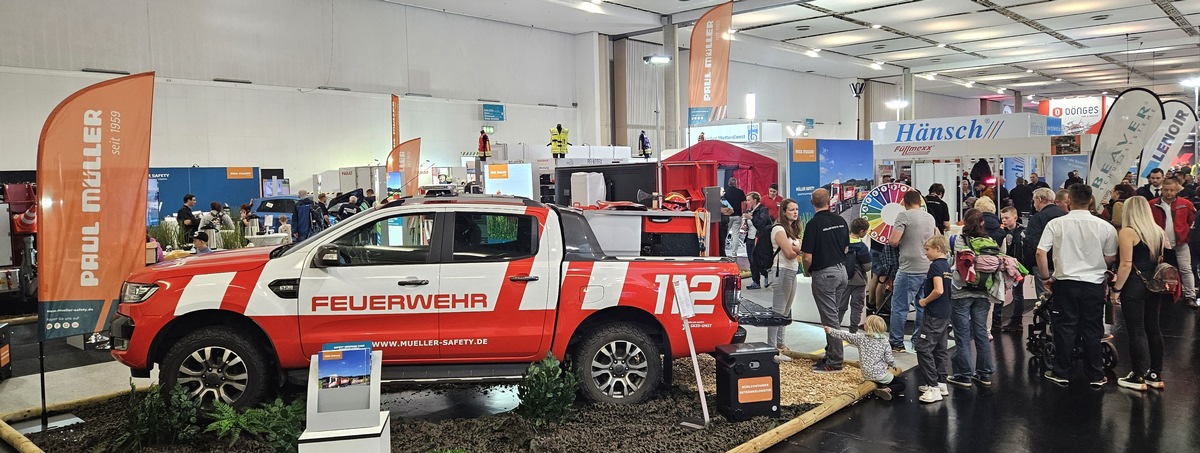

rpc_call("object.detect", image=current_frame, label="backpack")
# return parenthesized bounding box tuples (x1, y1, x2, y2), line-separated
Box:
(293, 202, 325, 241)
(844, 241, 869, 286)
(959, 235, 1001, 291)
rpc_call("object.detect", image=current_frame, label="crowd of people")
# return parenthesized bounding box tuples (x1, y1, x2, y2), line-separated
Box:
(729, 162, 1193, 403)
(172, 188, 383, 249)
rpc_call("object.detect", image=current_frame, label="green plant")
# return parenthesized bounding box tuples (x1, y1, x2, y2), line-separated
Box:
(206, 397, 306, 453)
(516, 352, 578, 427)
(148, 222, 181, 250)
(112, 381, 203, 451)
(221, 226, 247, 249)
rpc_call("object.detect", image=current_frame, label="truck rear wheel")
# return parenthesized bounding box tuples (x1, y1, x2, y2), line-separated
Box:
(160, 326, 272, 409)
(574, 323, 661, 404)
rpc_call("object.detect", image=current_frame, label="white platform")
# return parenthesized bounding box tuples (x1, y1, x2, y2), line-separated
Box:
(245, 233, 287, 246)
(298, 411, 390, 453)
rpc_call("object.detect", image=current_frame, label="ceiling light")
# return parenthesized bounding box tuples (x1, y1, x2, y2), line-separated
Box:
(871, 24, 882, 29)
(805, 50, 820, 58)
(885, 99, 909, 109)
(964, 81, 974, 88)
(644, 55, 671, 65)
(812, 48, 821, 53)
(1101, 91, 1109, 95)
(1027, 94, 1035, 100)
(1026, 69, 1033, 73)
(924, 73, 936, 81)
(795, 25, 810, 31)
(1091, 14, 1110, 21)
(869, 62, 884, 70)
(728, 28, 739, 34)
(746, 92, 756, 120)
(1055, 78, 1063, 82)
(997, 88, 1006, 94)
(936, 43, 946, 48)
(1182, 77, 1200, 88)
(590, 0, 602, 4)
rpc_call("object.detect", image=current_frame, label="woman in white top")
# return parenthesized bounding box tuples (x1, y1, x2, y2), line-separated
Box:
(199, 201, 235, 249)
(769, 199, 803, 362)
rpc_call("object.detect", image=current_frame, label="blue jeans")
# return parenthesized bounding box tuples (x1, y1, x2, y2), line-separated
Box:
(951, 297, 994, 379)
(889, 271, 926, 347)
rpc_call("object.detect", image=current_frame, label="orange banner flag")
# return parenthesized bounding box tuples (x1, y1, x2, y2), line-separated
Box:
(387, 138, 422, 197)
(37, 72, 155, 340)
(688, 1, 732, 126)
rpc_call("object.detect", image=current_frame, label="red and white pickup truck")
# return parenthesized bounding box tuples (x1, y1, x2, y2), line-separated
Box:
(110, 195, 745, 408)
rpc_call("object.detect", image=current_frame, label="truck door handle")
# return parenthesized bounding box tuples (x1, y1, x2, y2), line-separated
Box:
(509, 275, 540, 282)
(397, 279, 429, 286)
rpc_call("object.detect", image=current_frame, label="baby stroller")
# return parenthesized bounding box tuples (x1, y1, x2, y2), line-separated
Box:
(1026, 293, 1118, 371)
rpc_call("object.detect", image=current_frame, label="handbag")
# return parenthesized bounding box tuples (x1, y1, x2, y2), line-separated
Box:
(1133, 240, 1182, 300)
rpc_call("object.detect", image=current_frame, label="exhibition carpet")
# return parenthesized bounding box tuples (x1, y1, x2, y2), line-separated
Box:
(767, 301, 1200, 453)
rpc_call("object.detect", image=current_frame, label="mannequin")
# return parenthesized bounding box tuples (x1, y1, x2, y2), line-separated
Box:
(478, 130, 491, 160)
(637, 130, 651, 158)
(697, 132, 705, 142)
(548, 124, 570, 158)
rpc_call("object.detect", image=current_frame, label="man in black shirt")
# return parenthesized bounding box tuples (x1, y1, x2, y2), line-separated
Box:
(1029, 173, 1050, 190)
(1009, 177, 1034, 217)
(1024, 187, 1065, 299)
(176, 194, 199, 246)
(335, 195, 362, 221)
(724, 177, 748, 256)
(924, 184, 951, 234)
(801, 189, 850, 373)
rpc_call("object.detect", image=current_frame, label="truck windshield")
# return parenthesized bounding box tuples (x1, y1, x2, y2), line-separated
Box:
(557, 209, 607, 261)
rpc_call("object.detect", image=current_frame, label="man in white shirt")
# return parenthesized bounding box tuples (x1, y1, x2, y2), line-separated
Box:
(1035, 184, 1117, 389)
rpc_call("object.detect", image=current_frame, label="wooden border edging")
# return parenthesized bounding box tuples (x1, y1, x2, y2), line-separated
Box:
(726, 379, 877, 453)
(0, 386, 152, 453)
(0, 315, 37, 326)
(726, 349, 887, 453)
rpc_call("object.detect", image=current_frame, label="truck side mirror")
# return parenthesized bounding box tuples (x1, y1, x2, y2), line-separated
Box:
(314, 244, 342, 268)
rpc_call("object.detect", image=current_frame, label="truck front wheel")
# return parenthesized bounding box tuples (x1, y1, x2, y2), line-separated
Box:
(160, 326, 272, 409)
(574, 323, 662, 404)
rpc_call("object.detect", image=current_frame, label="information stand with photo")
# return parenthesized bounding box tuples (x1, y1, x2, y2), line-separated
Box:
(299, 341, 389, 453)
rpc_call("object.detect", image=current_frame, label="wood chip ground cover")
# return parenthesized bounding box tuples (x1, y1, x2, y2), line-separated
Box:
(18, 357, 867, 453)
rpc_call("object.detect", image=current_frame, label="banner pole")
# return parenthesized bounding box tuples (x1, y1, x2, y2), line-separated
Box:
(39, 340, 48, 429)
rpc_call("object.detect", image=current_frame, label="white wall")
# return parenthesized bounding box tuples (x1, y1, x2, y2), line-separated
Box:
(0, 67, 390, 190)
(0, 0, 587, 182)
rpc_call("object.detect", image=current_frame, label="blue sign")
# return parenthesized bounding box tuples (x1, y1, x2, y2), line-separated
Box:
(805, 118, 814, 129)
(747, 123, 760, 141)
(482, 104, 505, 121)
(1046, 117, 1063, 135)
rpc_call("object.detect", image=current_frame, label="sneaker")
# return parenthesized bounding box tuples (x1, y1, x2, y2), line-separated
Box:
(938, 383, 949, 395)
(891, 345, 906, 353)
(919, 387, 943, 403)
(1117, 372, 1147, 391)
(745, 283, 761, 290)
(947, 375, 973, 388)
(873, 387, 894, 401)
(774, 354, 793, 363)
(1089, 376, 1109, 389)
(972, 374, 993, 387)
(1001, 323, 1022, 333)
(1145, 371, 1165, 389)
(812, 364, 843, 374)
(1043, 371, 1069, 387)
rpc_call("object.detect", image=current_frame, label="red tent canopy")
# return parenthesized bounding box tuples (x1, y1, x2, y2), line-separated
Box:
(665, 140, 778, 199)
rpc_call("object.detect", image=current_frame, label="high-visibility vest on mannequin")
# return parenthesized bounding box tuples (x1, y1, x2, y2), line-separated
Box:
(478, 132, 491, 159)
(549, 126, 569, 156)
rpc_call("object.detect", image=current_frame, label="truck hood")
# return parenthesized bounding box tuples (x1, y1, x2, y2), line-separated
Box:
(126, 246, 277, 283)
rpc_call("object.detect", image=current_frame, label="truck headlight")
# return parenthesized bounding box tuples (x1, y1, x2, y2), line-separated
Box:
(120, 282, 158, 304)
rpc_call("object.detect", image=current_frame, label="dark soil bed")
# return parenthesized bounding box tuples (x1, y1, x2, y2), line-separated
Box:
(19, 387, 816, 453)
(21, 397, 276, 453)
(392, 387, 817, 453)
